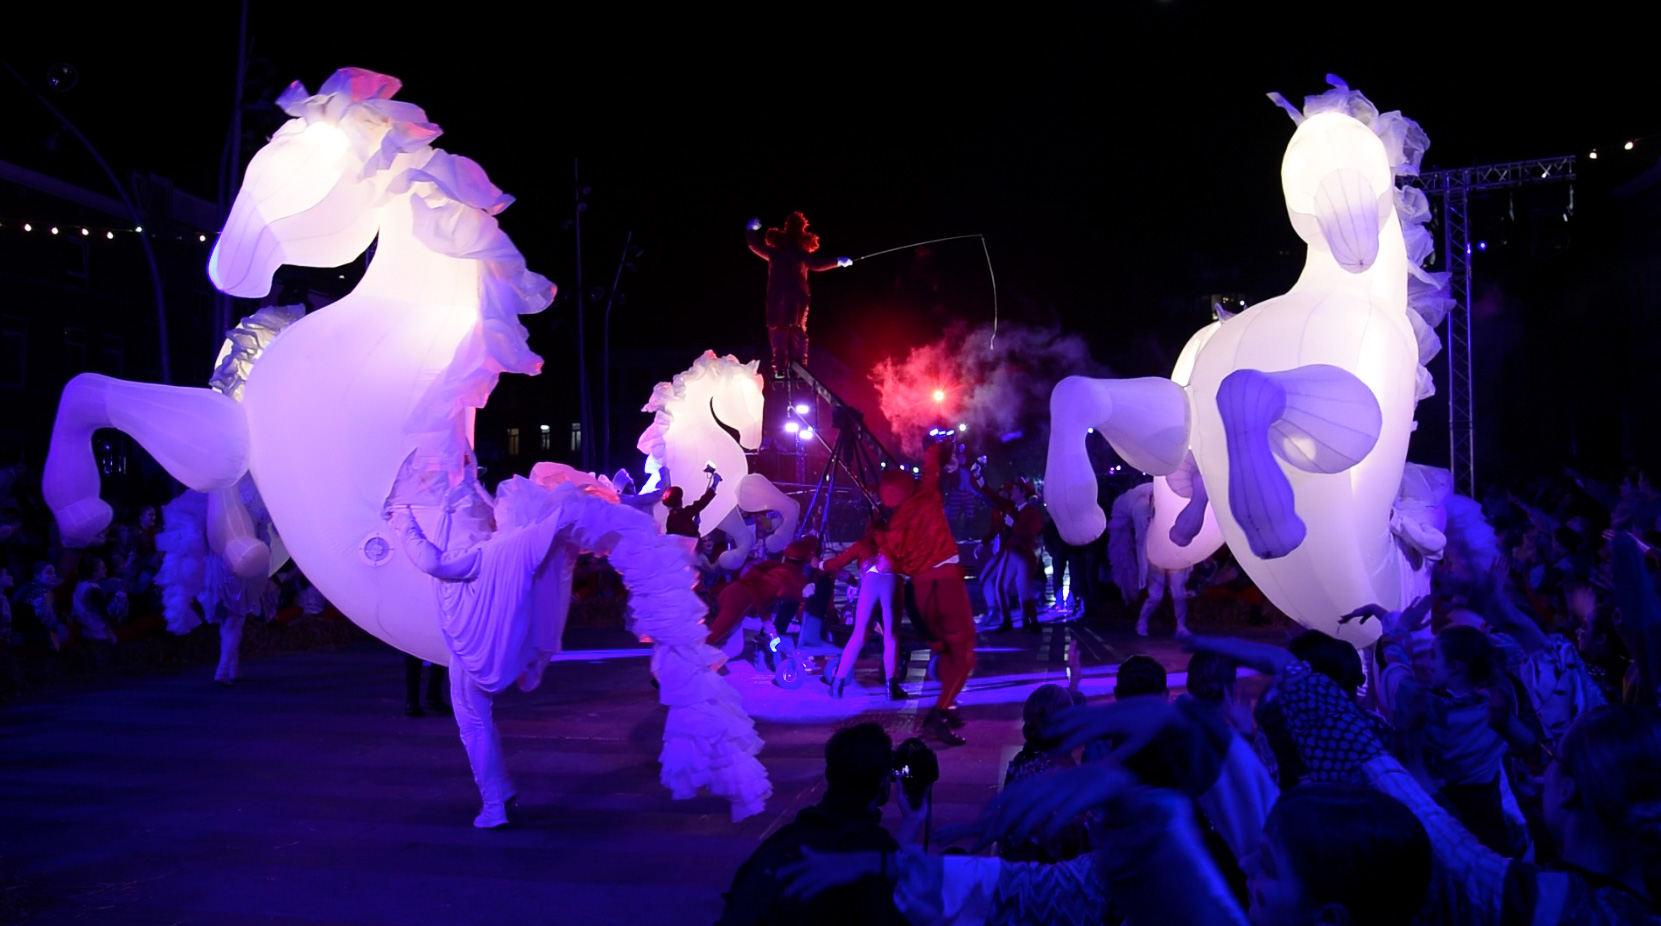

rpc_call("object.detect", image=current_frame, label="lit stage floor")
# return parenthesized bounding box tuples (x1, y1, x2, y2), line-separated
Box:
(0, 616, 1277, 925)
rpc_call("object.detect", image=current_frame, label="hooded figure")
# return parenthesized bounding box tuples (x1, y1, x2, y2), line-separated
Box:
(746, 212, 851, 377)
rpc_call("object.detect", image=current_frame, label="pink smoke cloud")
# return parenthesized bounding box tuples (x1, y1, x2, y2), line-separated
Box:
(870, 322, 1106, 456)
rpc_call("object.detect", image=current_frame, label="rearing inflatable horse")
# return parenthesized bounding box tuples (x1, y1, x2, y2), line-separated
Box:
(41, 68, 772, 821)
(45, 68, 548, 664)
(1048, 77, 1453, 646)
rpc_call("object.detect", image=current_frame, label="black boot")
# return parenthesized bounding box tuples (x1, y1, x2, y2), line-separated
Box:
(943, 705, 966, 729)
(887, 678, 909, 700)
(923, 707, 966, 746)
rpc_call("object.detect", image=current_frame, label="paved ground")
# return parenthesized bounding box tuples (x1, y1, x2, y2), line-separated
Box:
(0, 611, 1278, 925)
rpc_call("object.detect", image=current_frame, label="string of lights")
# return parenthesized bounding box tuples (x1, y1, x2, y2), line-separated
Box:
(0, 218, 215, 242)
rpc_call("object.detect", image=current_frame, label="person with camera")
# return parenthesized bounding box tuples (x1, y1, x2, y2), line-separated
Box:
(824, 431, 976, 745)
(717, 722, 931, 926)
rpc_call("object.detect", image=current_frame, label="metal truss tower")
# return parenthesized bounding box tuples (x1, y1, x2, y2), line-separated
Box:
(1414, 155, 1576, 495)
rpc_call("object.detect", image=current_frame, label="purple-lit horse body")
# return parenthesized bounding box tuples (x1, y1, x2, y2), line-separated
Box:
(1047, 77, 1455, 646)
(42, 68, 771, 822)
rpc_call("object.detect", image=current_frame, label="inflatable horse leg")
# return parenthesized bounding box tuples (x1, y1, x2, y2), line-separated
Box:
(45, 373, 250, 547)
(1165, 451, 1212, 548)
(735, 474, 800, 554)
(207, 486, 270, 580)
(1216, 365, 1382, 559)
(1045, 376, 1190, 546)
(713, 507, 754, 571)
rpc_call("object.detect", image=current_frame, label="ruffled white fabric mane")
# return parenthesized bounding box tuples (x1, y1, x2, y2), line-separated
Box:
(1269, 75, 1455, 406)
(274, 68, 555, 427)
(209, 305, 305, 402)
(636, 350, 763, 463)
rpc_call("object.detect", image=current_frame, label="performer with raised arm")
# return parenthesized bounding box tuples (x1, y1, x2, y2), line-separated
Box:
(745, 213, 850, 378)
(824, 431, 975, 745)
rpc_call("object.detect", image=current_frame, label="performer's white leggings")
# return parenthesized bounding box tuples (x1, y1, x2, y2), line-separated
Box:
(215, 613, 246, 682)
(836, 570, 899, 682)
(450, 663, 514, 807)
(1138, 568, 1190, 627)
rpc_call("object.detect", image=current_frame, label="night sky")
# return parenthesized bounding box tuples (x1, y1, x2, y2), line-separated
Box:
(7, 5, 1657, 477)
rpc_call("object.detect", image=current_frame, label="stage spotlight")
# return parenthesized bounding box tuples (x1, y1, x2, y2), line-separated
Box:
(80, 228, 88, 236)
(105, 231, 113, 239)
(1477, 241, 1487, 251)
(22, 224, 31, 232)
(50, 227, 58, 235)
(784, 421, 800, 434)
(931, 389, 945, 403)
(799, 427, 814, 441)
(794, 403, 809, 415)
(1626, 141, 1636, 150)
(1087, 427, 1095, 434)
(957, 423, 968, 431)
(1590, 150, 1598, 159)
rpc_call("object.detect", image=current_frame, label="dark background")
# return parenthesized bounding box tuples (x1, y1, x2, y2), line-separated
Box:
(4, 3, 1659, 497)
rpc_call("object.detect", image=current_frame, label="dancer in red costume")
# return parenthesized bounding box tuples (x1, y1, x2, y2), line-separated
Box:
(704, 537, 819, 648)
(745, 213, 851, 378)
(824, 436, 975, 746)
(974, 471, 1045, 633)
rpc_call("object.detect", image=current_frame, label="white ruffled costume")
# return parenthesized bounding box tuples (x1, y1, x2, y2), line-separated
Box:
(389, 458, 771, 827)
(154, 306, 299, 683)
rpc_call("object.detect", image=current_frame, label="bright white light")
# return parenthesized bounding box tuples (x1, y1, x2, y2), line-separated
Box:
(539, 424, 550, 432)
(50, 227, 59, 235)
(794, 403, 809, 415)
(134, 226, 143, 233)
(784, 421, 800, 434)
(1589, 150, 1598, 159)
(912, 466, 920, 474)
(799, 427, 814, 441)
(22, 224, 31, 232)
(1086, 427, 1095, 434)
(931, 389, 946, 403)
(1626, 141, 1636, 151)
(957, 422, 968, 431)
(80, 228, 89, 236)
(199, 234, 207, 242)
(105, 231, 114, 240)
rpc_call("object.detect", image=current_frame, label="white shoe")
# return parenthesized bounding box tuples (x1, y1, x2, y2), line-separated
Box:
(474, 802, 509, 829)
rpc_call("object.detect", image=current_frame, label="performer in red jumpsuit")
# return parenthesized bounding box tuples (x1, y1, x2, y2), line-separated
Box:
(704, 537, 819, 647)
(825, 438, 975, 746)
(745, 213, 850, 378)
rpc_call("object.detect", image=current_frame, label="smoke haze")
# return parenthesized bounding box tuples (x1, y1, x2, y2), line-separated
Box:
(870, 322, 1106, 456)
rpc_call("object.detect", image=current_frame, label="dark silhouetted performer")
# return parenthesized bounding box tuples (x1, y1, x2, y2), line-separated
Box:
(746, 213, 850, 378)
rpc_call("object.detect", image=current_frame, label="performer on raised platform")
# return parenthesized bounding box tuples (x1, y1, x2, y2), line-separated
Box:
(745, 213, 850, 378)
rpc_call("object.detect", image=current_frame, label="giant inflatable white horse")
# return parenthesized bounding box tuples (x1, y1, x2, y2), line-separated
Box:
(1048, 76, 1453, 647)
(638, 351, 800, 569)
(42, 68, 769, 820)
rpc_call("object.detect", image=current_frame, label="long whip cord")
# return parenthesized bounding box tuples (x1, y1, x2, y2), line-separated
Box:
(854, 234, 998, 350)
